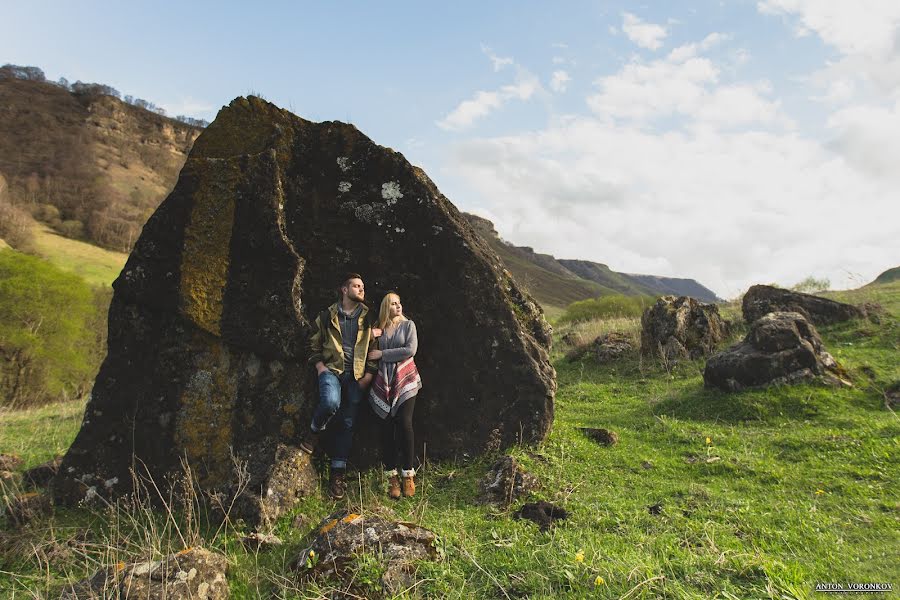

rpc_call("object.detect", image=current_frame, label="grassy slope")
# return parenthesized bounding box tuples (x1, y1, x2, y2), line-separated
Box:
(1, 283, 898, 598)
(29, 223, 127, 288)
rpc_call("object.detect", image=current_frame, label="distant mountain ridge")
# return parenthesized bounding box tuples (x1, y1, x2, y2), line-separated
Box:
(869, 267, 900, 286)
(463, 213, 720, 313)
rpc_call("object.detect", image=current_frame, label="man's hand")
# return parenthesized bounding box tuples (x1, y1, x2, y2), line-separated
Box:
(359, 373, 373, 389)
(367, 349, 383, 360)
(316, 362, 328, 375)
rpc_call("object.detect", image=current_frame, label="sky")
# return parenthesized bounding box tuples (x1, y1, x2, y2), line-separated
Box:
(3, 1, 899, 298)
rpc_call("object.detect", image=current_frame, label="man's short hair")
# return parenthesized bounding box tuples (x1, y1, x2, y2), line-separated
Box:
(341, 272, 363, 288)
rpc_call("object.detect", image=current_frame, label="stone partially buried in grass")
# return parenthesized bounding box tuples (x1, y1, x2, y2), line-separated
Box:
(578, 427, 619, 446)
(60, 547, 229, 600)
(704, 311, 849, 392)
(295, 510, 437, 596)
(513, 501, 569, 532)
(23, 455, 61, 488)
(479, 455, 540, 506)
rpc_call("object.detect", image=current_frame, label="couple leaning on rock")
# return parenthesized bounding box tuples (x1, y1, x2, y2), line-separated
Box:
(299, 273, 422, 501)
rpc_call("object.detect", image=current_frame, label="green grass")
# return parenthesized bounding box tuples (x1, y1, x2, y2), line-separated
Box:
(29, 223, 127, 288)
(2, 283, 898, 598)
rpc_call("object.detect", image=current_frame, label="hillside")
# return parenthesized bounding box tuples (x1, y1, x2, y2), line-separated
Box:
(0, 76, 201, 251)
(463, 213, 721, 314)
(869, 266, 900, 286)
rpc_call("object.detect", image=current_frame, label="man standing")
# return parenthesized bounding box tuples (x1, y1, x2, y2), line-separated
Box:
(301, 273, 379, 500)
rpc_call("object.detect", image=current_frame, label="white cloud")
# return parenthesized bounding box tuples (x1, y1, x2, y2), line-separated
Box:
(550, 70, 571, 93)
(444, 29, 899, 296)
(621, 12, 668, 50)
(481, 44, 514, 71)
(437, 53, 544, 131)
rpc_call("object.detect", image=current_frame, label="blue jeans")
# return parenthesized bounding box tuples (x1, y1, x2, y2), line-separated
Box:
(310, 370, 363, 470)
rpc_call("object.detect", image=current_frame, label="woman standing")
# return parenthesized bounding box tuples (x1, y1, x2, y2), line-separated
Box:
(368, 292, 422, 499)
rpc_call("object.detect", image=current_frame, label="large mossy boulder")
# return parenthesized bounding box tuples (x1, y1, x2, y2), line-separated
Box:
(640, 296, 727, 360)
(52, 97, 555, 519)
(742, 284, 864, 326)
(704, 311, 848, 391)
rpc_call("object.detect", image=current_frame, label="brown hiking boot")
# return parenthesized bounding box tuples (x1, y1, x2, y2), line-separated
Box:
(329, 469, 346, 500)
(299, 429, 319, 455)
(388, 475, 401, 500)
(402, 475, 416, 498)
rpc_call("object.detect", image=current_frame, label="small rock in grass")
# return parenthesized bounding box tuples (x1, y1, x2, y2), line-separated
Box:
(578, 427, 619, 446)
(23, 455, 62, 488)
(479, 455, 539, 507)
(514, 501, 569, 532)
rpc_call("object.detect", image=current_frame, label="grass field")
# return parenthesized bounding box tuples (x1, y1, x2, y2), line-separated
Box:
(29, 223, 127, 288)
(1, 283, 897, 598)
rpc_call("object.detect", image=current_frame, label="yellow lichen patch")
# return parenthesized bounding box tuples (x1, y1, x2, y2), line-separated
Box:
(115, 562, 126, 572)
(179, 159, 239, 336)
(280, 420, 295, 439)
(319, 519, 340, 535)
(176, 547, 194, 556)
(174, 339, 237, 486)
(342, 513, 361, 524)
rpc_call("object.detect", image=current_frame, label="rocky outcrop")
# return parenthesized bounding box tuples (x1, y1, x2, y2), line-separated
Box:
(60, 547, 228, 599)
(742, 285, 864, 326)
(704, 311, 848, 391)
(640, 296, 727, 360)
(296, 510, 437, 595)
(52, 97, 555, 519)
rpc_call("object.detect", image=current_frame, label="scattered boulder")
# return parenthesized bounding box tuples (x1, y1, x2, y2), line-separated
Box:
(640, 296, 728, 360)
(479, 455, 539, 506)
(60, 547, 229, 599)
(296, 510, 437, 595)
(3, 492, 51, 527)
(513, 501, 569, 531)
(578, 427, 619, 446)
(23, 455, 62, 488)
(742, 285, 865, 326)
(52, 96, 555, 520)
(230, 444, 318, 527)
(704, 311, 849, 392)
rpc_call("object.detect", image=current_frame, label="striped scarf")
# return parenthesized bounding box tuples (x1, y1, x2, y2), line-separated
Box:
(370, 357, 421, 419)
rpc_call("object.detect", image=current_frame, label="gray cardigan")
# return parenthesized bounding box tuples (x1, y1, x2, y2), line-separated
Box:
(369, 319, 422, 418)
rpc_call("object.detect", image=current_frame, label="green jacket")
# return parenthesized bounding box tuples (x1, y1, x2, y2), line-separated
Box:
(307, 302, 379, 380)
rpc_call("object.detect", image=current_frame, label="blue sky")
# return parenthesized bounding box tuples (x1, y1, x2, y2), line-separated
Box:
(4, 1, 899, 297)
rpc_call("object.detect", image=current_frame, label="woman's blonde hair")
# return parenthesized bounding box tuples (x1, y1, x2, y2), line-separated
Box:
(376, 292, 407, 330)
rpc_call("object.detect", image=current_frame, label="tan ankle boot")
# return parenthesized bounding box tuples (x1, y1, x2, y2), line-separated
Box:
(388, 475, 401, 500)
(401, 475, 415, 497)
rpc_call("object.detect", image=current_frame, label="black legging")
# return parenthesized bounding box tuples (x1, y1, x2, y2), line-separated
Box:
(381, 395, 416, 472)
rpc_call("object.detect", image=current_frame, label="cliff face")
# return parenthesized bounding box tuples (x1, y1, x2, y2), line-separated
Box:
(0, 78, 201, 250)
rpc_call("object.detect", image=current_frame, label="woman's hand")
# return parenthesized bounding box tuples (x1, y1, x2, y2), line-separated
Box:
(368, 349, 383, 360)
(372, 328, 383, 338)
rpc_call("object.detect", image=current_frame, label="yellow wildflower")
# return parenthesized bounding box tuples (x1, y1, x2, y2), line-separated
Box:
(595, 576, 605, 586)
(575, 550, 585, 563)
(815, 489, 825, 495)
(309, 550, 316, 558)
(705, 437, 712, 445)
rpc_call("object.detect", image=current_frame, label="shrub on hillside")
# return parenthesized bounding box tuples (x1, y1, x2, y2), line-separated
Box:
(0, 250, 108, 407)
(0, 177, 33, 249)
(558, 294, 655, 324)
